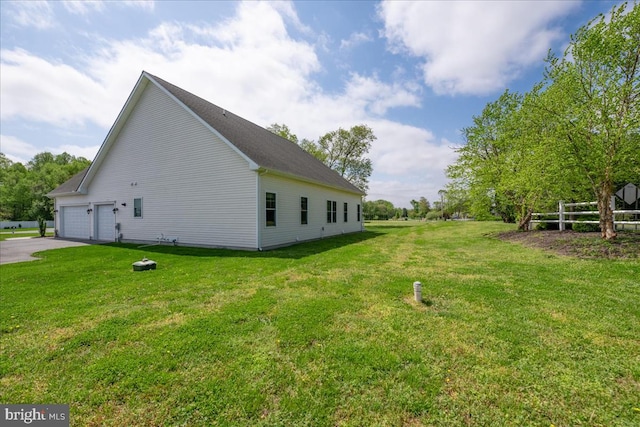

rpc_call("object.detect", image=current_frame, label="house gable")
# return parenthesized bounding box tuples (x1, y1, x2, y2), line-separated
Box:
(53, 80, 259, 248)
(49, 71, 364, 249)
(146, 73, 364, 196)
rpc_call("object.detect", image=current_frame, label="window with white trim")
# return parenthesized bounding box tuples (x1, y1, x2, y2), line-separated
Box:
(134, 198, 143, 218)
(327, 200, 337, 223)
(266, 192, 276, 226)
(301, 197, 308, 225)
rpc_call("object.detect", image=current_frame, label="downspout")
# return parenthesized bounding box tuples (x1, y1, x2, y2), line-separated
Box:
(360, 195, 365, 231)
(54, 199, 59, 237)
(256, 169, 268, 251)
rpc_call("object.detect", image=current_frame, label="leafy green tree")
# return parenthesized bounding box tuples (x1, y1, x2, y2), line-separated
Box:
(540, 2, 639, 239)
(443, 184, 470, 219)
(0, 152, 91, 221)
(0, 161, 31, 220)
(447, 86, 589, 230)
(363, 199, 395, 220)
(447, 90, 523, 223)
(266, 123, 375, 194)
(313, 125, 375, 193)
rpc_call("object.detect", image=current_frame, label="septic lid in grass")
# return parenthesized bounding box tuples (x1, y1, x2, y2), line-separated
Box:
(133, 257, 157, 271)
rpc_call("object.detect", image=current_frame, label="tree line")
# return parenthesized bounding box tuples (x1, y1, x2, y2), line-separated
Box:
(447, 3, 639, 240)
(0, 152, 91, 222)
(266, 123, 375, 194)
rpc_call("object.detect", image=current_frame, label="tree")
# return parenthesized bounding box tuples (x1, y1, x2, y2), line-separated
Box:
(410, 197, 431, 219)
(447, 90, 523, 223)
(540, 2, 639, 239)
(363, 199, 395, 220)
(314, 125, 375, 193)
(0, 152, 91, 221)
(443, 183, 470, 219)
(266, 123, 376, 194)
(418, 197, 430, 217)
(447, 87, 589, 230)
(266, 123, 298, 144)
(0, 161, 31, 220)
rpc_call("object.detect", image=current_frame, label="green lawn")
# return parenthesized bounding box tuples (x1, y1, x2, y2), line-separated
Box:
(1, 221, 638, 426)
(0, 228, 54, 241)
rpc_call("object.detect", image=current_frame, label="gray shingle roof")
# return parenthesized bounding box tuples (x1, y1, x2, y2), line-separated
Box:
(147, 73, 363, 195)
(47, 167, 89, 196)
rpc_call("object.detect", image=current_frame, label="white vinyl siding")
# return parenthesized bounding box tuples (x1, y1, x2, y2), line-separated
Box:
(58, 83, 257, 249)
(60, 205, 89, 239)
(259, 174, 363, 249)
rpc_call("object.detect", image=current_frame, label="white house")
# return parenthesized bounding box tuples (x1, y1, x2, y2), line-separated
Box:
(48, 71, 365, 250)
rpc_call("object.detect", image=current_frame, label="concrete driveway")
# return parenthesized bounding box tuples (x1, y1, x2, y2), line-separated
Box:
(0, 237, 92, 265)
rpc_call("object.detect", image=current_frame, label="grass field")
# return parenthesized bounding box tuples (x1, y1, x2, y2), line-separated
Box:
(1, 221, 638, 426)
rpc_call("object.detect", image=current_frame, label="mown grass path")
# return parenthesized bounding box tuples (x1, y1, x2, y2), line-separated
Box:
(1, 221, 638, 426)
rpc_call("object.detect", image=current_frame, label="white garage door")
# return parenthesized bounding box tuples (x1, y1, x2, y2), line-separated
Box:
(96, 204, 115, 241)
(61, 206, 89, 239)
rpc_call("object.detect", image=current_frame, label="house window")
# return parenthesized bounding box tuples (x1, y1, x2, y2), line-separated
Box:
(327, 200, 337, 223)
(344, 202, 349, 222)
(301, 197, 308, 225)
(357, 204, 361, 222)
(266, 192, 276, 227)
(134, 198, 143, 218)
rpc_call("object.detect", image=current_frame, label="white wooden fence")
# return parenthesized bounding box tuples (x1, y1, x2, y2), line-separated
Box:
(530, 197, 640, 231)
(1, 220, 55, 229)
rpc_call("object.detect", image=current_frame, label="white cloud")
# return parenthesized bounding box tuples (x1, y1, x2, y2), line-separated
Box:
(0, 49, 114, 127)
(62, 1, 105, 15)
(53, 144, 100, 160)
(343, 73, 421, 116)
(0, 134, 100, 164)
(122, 0, 155, 13)
(0, 0, 448, 206)
(340, 31, 373, 50)
(0, 135, 38, 164)
(365, 120, 458, 206)
(6, 1, 56, 29)
(378, 1, 579, 95)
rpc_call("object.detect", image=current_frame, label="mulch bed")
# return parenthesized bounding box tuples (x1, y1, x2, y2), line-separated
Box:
(496, 229, 640, 259)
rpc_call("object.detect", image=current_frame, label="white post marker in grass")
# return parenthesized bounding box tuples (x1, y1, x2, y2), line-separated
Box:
(413, 281, 422, 303)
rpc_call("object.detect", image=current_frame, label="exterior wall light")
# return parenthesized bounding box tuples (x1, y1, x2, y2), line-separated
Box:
(87, 208, 93, 214)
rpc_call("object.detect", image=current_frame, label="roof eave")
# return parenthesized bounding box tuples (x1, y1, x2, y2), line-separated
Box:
(46, 189, 88, 198)
(259, 167, 364, 196)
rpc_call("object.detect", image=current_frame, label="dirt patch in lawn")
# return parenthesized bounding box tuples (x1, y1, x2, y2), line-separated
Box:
(496, 230, 640, 259)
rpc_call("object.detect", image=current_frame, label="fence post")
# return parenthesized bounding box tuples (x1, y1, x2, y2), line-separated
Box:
(559, 200, 565, 231)
(611, 195, 616, 230)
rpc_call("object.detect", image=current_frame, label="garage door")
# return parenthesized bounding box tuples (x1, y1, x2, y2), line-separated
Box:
(95, 204, 115, 241)
(61, 206, 89, 239)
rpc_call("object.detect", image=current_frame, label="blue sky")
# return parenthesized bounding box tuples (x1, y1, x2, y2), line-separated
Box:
(0, 0, 624, 208)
